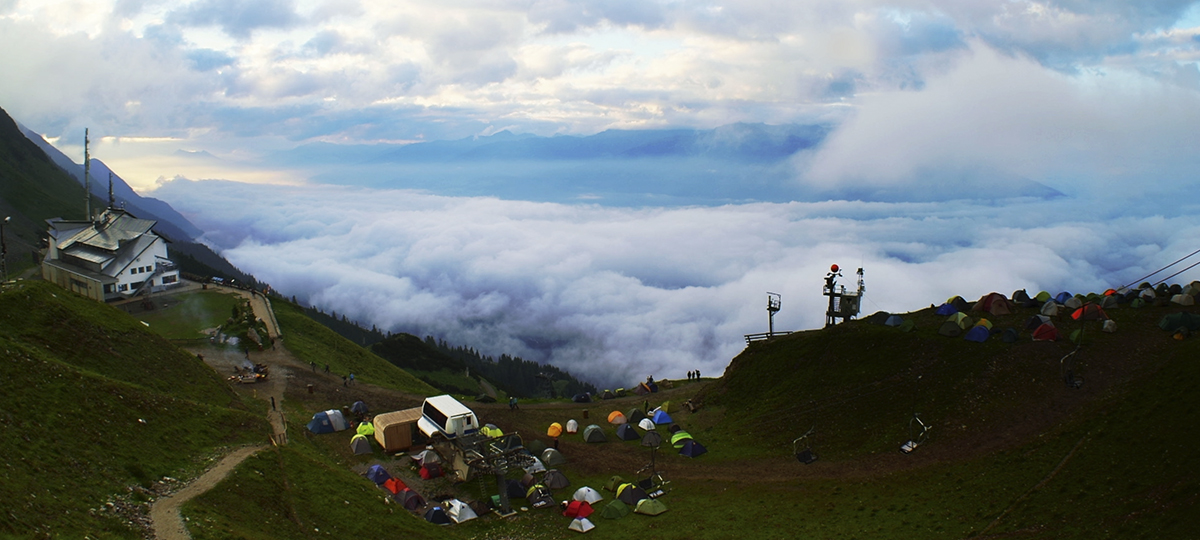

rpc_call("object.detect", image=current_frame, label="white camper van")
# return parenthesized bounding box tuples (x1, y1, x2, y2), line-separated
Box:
(417, 395, 479, 440)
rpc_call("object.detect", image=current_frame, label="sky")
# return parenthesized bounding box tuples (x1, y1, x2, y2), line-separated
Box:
(5, 0, 1200, 387)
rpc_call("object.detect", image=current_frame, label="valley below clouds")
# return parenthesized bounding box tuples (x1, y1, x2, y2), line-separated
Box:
(155, 179, 1200, 388)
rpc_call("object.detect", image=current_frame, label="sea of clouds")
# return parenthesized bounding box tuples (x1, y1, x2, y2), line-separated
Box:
(154, 177, 1200, 389)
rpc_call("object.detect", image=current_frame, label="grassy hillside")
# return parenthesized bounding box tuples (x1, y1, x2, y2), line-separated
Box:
(0, 281, 267, 538)
(273, 299, 437, 396)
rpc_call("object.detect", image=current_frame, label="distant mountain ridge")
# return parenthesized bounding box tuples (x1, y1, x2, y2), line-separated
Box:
(17, 123, 203, 242)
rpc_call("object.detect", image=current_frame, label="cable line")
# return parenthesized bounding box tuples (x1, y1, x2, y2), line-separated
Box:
(1121, 247, 1200, 289)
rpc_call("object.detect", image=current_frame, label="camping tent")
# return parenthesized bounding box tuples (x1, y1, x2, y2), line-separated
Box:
(350, 433, 372, 455)
(424, 506, 450, 525)
(1025, 315, 1050, 330)
(356, 421, 375, 437)
(564, 500, 595, 519)
(1159, 312, 1200, 332)
(1012, 289, 1032, 304)
(974, 292, 1013, 316)
(1054, 292, 1073, 304)
(651, 410, 673, 425)
(642, 431, 663, 448)
(946, 312, 973, 330)
(659, 401, 673, 413)
(446, 499, 478, 523)
(616, 483, 649, 505)
(679, 439, 708, 457)
(574, 486, 604, 504)
(412, 448, 440, 466)
(573, 393, 591, 403)
(481, 423, 504, 438)
(600, 500, 630, 519)
(885, 315, 904, 327)
(1001, 328, 1019, 343)
(1102, 320, 1117, 333)
(306, 409, 349, 434)
(583, 424, 607, 443)
(1064, 296, 1083, 310)
(948, 296, 971, 312)
(1035, 291, 1052, 303)
(601, 389, 616, 400)
(419, 463, 443, 480)
(638, 418, 656, 431)
(607, 411, 627, 425)
(568, 517, 596, 533)
(526, 484, 555, 509)
(1171, 294, 1196, 306)
(566, 419, 579, 434)
(1071, 303, 1108, 321)
(373, 407, 422, 452)
(541, 448, 567, 466)
(548, 422, 564, 437)
(397, 489, 425, 510)
(938, 321, 962, 337)
(633, 383, 652, 395)
(616, 424, 640, 441)
(634, 498, 668, 516)
(975, 318, 993, 330)
(627, 408, 646, 425)
(366, 464, 391, 485)
(1032, 323, 1061, 342)
(934, 303, 958, 316)
(1040, 301, 1059, 317)
(963, 326, 990, 343)
(351, 400, 369, 416)
(544, 469, 571, 490)
(604, 476, 625, 492)
(670, 431, 693, 448)
(526, 439, 547, 455)
(382, 477, 407, 495)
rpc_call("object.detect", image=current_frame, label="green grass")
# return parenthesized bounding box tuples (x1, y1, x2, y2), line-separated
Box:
(136, 290, 242, 340)
(0, 281, 268, 538)
(273, 300, 437, 396)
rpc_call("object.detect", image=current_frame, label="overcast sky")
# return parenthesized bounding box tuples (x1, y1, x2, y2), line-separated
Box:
(5, 0, 1200, 387)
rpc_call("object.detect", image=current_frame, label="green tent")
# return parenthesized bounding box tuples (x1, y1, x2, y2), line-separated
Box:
(659, 401, 673, 413)
(605, 475, 625, 492)
(1159, 312, 1200, 332)
(938, 320, 962, 337)
(1035, 291, 1052, 303)
(670, 431, 693, 449)
(898, 319, 916, 333)
(634, 498, 668, 516)
(583, 424, 607, 443)
(356, 422, 375, 437)
(600, 500, 631, 519)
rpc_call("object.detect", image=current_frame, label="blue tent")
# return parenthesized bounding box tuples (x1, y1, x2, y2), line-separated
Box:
(964, 325, 990, 343)
(366, 464, 391, 485)
(651, 410, 673, 425)
(306, 409, 348, 434)
(679, 440, 708, 458)
(1054, 291, 1073, 304)
(934, 303, 958, 316)
(351, 401, 369, 416)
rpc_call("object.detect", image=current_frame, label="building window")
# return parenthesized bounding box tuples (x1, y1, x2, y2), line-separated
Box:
(162, 275, 177, 284)
(104, 284, 115, 294)
(131, 267, 139, 275)
(119, 284, 128, 292)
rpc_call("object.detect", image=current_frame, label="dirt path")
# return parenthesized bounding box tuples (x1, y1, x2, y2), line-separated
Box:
(147, 291, 299, 539)
(149, 445, 265, 540)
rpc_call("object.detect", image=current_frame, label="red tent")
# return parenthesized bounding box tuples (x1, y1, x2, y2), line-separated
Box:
(1071, 303, 1108, 321)
(1032, 323, 1060, 342)
(562, 500, 594, 519)
(974, 292, 1014, 316)
(382, 477, 407, 495)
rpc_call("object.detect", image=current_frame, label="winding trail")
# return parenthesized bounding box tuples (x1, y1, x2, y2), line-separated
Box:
(149, 445, 265, 540)
(148, 283, 293, 539)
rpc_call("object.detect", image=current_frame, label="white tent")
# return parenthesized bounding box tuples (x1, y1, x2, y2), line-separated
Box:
(638, 418, 655, 431)
(1171, 294, 1195, 306)
(446, 499, 478, 524)
(1040, 302, 1059, 317)
(1064, 296, 1083, 310)
(568, 517, 595, 533)
(412, 448, 440, 466)
(573, 486, 603, 504)
(1102, 320, 1117, 333)
(566, 419, 579, 433)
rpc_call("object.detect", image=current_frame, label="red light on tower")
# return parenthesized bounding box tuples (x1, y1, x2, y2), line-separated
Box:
(830, 264, 839, 273)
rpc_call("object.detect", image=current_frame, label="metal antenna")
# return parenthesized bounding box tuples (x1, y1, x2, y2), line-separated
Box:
(84, 129, 91, 219)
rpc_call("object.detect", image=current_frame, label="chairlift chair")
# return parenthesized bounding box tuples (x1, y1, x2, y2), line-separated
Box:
(900, 414, 930, 454)
(793, 426, 818, 464)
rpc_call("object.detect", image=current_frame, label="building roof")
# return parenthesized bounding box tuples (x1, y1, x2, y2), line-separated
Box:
(374, 407, 423, 426)
(57, 210, 156, 252)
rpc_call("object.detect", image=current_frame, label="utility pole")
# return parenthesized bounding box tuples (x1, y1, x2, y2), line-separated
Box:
(767, 292, 781, 337)
(84, 129, 92, 220)
(1, 216, 9, 283)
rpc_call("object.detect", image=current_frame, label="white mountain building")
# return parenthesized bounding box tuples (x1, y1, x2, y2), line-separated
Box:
(42, 208, 181, 302)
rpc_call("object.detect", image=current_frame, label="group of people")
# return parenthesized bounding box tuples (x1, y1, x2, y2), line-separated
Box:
(686, 369, 702, 380)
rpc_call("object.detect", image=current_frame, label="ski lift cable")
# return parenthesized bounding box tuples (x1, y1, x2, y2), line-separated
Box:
(1153, 259, 1200, 287)
(1121, 247, 1200, 289)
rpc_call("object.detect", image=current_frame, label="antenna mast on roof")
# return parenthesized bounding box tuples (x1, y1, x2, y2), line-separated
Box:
(83, 128, 91, 220)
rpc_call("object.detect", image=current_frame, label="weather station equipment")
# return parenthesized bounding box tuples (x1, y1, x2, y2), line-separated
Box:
(824, 265, 864, 328)
(744, 292, 793, 344)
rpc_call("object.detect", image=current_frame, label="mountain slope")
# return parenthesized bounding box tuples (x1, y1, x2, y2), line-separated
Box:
(0, 281, 266, 538)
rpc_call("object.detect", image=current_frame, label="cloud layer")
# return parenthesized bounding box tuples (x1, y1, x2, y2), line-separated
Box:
(155, 179, 1200, 388)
